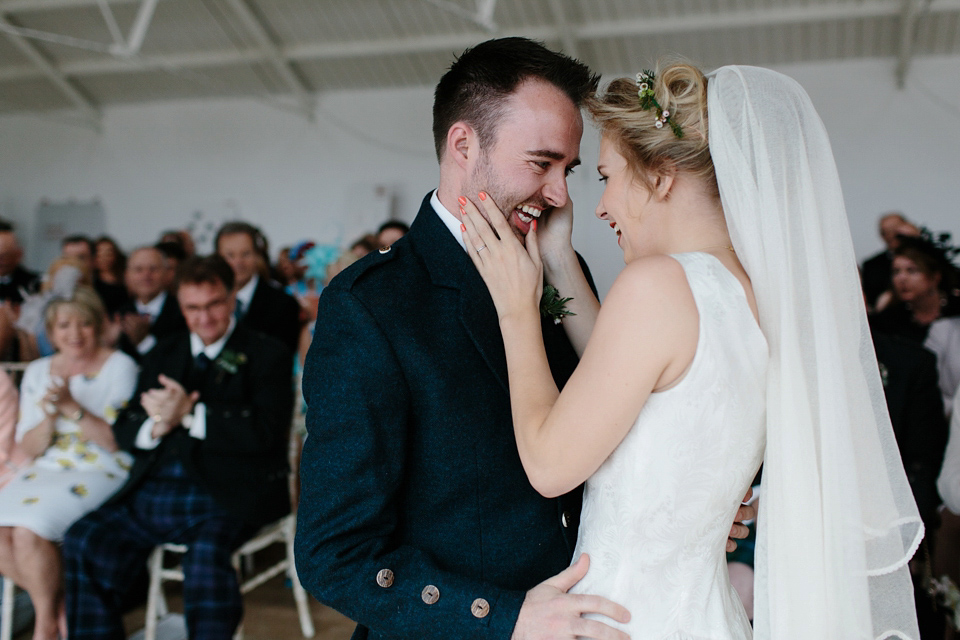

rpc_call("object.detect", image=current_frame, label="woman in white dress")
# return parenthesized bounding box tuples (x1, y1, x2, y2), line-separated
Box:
(460, 63, 922, 638)
(0, 286, 137, 640)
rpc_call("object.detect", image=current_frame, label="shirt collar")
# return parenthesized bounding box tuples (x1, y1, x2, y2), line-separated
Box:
(431, 189, 466, 251)
(235, 274, 258, 308)
(189, 316, 237, 359)
(135, 291, 166, 317)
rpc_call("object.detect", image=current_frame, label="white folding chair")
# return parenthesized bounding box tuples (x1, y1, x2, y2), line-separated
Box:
(143, 513, 314, 640)
(143, 384, 315, 640)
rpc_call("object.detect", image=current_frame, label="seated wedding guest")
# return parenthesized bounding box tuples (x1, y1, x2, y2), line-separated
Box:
(862, 212, 919, 311)
(0, 286, 138, 640)
(16, 259, 91, 359)
(0, 221, 40, 307)
(937, 394, 960, 513)
(375, 220, 409, 248)
(158, 229, 196, 259)
(925, 316, 960, 417)
(61, 235, 128, 317)
(0, 369, 26, 489)
(875, 331, 948, 637)
(870, 234, 960, 343)
(93, 236, 126, 288)
(63, 255, 293, 640)
(118, 246, 187, 359)
(215, 222, 300, 355)
(348, 234, 377, 259)
(155, 240, 187, 289)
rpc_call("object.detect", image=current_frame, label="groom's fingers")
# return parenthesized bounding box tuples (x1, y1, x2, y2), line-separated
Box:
(570, 594, 631, 625)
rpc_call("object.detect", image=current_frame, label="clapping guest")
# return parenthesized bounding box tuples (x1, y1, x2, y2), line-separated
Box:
(0, 286, 137, 640)
(118, 247, 187, 359)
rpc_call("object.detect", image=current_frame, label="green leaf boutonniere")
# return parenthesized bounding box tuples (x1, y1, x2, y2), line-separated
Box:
(540, 285, 576, 325)
(214, 349, 247, 376)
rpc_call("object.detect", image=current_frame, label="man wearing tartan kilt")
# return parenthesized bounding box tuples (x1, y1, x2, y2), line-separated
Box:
(62, 255, 293, 640)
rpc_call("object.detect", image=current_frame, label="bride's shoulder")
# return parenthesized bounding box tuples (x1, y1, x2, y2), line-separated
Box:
(600, 255, 697, 326)
(608, 255, 692, 301)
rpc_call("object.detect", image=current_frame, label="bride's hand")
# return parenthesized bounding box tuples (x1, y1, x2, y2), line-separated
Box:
(536, 197, 575, 271)
(460, 192, 543, 323)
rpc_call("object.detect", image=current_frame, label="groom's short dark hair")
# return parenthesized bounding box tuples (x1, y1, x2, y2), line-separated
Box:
(432, 37, 599, 162)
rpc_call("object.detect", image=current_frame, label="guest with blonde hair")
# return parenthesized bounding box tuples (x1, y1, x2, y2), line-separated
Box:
(0, 285, 137, 640)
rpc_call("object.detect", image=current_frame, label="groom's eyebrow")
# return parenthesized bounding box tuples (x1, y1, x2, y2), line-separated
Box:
(527, 149, 581, 168)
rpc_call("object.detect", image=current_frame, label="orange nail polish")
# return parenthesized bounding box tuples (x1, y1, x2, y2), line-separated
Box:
(458, 196, 467, 206)
(532, 220, 537, 231)
(478, 191, 487, 201)
(460, 223, 466, 231)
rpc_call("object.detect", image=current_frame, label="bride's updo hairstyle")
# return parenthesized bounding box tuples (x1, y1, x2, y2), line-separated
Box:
(586, 61, 717, 199)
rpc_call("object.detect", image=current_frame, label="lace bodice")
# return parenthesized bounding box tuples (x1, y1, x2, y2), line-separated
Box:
(570, 252, 768, 640)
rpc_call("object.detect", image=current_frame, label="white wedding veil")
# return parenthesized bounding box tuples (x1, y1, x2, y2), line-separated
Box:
(707, 66, 923, 639)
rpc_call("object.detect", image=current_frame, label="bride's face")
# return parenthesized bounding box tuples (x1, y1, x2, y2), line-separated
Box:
(594, 136, 655, 263)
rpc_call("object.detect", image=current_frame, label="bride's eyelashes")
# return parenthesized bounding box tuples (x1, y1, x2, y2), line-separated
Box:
(598, 175, 608, 183)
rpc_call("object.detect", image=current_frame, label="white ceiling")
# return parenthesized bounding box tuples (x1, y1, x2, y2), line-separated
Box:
(1, 0, 959, 128)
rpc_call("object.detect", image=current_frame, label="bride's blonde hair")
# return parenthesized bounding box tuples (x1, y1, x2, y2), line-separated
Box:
(586, 60, 717, 199)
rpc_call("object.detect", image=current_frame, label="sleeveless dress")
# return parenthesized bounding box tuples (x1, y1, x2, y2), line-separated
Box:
(570, 252, 768, 640)
(0, 351, 138, 541)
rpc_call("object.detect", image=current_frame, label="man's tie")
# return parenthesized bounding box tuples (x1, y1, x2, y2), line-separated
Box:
(194, 353, 211, 371)
(234, 299, 245, 321)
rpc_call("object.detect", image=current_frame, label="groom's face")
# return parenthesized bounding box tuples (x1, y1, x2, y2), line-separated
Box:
(463, 79, 583, 244)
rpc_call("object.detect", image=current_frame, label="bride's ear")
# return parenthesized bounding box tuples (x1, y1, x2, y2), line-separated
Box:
(653, 166, 677, 201)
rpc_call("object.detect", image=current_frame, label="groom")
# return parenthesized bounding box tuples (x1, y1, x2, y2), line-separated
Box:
(296, 38, 750, 639)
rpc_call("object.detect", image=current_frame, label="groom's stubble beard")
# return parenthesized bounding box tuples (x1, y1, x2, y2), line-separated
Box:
(468, 149, 544, 246)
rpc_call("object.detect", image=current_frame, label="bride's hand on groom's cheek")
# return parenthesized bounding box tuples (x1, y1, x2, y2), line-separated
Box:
(726, 488, 757, 552)
(460, 193, 543, 321)
(512, 554, 631, 640)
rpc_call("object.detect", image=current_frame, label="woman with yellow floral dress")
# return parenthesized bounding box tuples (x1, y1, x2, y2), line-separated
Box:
(0, 286, 137, 640)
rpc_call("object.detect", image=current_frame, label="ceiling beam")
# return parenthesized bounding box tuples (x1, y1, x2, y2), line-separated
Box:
(547, 0, 579, 59)
(895, 0, 929, 88)
(0, 13, 100, 128)
(2, 0, 960, 84)
(0, 0, 145, 11)
(220, 0, 314, 120)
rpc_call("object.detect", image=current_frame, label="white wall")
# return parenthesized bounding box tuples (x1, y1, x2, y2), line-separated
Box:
(1, 55, 958, 298)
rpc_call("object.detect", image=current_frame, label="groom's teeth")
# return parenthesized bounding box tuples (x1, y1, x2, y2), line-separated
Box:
(518, 211, 533, 223)
(519, 205, 542, 218)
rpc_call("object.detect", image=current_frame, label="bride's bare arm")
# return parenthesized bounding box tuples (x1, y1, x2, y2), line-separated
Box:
(461, 195, 698, 498)
(537, 200, 599, 357)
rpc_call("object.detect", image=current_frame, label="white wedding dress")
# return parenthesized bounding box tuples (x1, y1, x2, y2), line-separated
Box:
(570, 251, 767, 640)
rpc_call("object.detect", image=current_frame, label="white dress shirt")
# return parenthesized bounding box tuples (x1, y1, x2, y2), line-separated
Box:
(134, 317, 238, 450)
(134, 291, 167, 354)
(430, 190, 467, 252)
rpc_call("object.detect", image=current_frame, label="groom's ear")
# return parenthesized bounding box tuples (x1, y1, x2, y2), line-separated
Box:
(447, 121, 476, 170)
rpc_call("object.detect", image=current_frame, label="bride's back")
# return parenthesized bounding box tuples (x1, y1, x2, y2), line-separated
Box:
(570, 251, 767, 640)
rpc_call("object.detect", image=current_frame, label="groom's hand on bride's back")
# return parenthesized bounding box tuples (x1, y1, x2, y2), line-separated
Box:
(726, 487, 757, 553)
(512, 554, 631, 640)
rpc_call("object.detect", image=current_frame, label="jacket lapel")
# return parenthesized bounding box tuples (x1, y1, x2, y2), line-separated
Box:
(409, 192, 508, 391)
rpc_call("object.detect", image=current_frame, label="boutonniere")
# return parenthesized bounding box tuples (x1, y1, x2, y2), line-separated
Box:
(540, 285, 576, 325)
(214, 349, 247, 378)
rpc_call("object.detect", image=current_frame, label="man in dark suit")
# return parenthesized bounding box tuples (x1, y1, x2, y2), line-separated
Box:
(118, 246, 187, 359)
(298, 38, 666, 640)
(0, 221, 39, 306)
(215, 222, 301, 355)
(63, 255, 293, 640)
(61, 235, 129, 316)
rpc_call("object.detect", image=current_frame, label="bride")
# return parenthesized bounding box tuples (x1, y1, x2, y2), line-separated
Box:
(459, 63, 922, 638)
